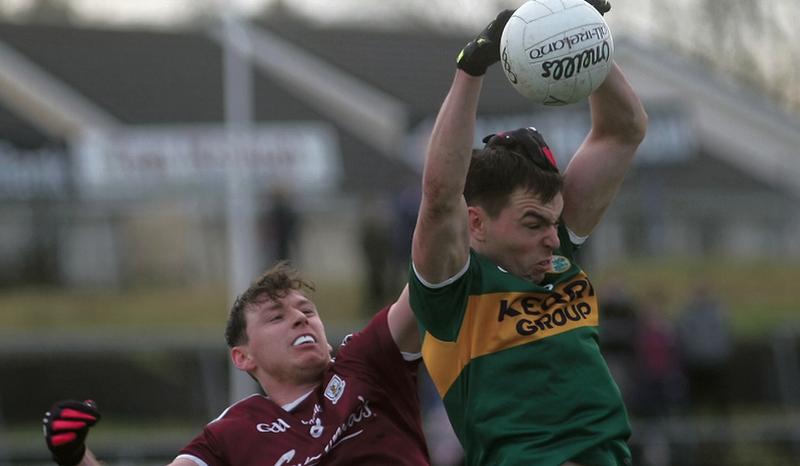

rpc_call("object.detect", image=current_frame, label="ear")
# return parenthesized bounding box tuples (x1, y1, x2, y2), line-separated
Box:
(231, 346, 256, 372)
(467, 205, 487, 243)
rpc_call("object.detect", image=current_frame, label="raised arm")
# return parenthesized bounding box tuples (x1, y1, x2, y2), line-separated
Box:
(412, 10, 513, 285)
(44, 400, 101, 466)
(411, 70, 480, 284)
(386, 285, 420, 353)
(72, 450, 195, 466)
(44, 400, 195, 466)
(560, 62, 648, 236)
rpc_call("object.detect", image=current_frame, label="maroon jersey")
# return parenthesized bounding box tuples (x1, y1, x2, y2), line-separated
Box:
(177, 308, 430, 466)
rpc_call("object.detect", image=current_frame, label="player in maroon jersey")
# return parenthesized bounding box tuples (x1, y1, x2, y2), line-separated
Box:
(43, 261, 430, 466)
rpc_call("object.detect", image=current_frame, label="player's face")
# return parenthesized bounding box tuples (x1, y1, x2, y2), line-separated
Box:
(243, 291, 331, 384)
(473, 188, 562, 284)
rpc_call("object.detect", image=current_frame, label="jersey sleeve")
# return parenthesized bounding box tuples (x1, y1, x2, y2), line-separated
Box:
(335, 308, 420, 393)
(408, 251, 475, 341)
(177, 427, 225, 466)
(558, 223, 583, 258)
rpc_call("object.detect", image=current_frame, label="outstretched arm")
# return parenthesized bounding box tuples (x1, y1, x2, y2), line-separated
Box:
(44, 400, 196, 466)
(412, 10, 513, 285)
(561, 63, 648, 237)
(387, 286, 420, 353)
(390, 75, 477, 346)
(412, 70, 480, 285)
(44, 400, 101, 466)
(73, 450, 196, 466)
(73, 449, 100, 466)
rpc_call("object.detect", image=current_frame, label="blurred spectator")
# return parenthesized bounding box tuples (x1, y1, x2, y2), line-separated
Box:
(259, 186, 300, 263)
(675, 286, 732, 415)
(418, 367, 464, 466)
(424, 403, 465, 466)
(391, 184, 420, 288)
(358, 196, 395, 315)
(598, 280, 639, 408)
(633, 296, 685, 418)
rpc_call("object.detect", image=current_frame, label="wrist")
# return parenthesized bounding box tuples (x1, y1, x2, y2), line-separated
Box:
(78, 448, 100, 466)
(455, 68, 485, 83)
(456, 42, 490, 76)
(457, 66, 486, 77)
(53, 445, 86, 466)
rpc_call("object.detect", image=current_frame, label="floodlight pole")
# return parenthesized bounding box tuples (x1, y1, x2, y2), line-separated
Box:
(220, 2, 260, 404)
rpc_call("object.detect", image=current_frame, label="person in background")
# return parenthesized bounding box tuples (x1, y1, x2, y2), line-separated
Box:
(359, 195, 396, 315)
(261, 186, 300, 262)
(675, 285, 732, 415)
(633, 293, 685, 418)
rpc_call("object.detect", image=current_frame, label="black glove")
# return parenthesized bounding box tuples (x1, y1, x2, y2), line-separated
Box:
(585, 0, 611, 15)
(43, 400, 101, 466)
(456, 9, 514, 76)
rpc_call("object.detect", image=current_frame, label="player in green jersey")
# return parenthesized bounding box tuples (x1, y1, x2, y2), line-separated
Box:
(408, 2, 648, 465)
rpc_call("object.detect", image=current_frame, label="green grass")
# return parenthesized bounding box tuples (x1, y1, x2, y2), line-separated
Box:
(0, 279, 366, 331)
(590, 256, 800, 337)
(0, 258, 796, 337)
(0, 285, 228, 331)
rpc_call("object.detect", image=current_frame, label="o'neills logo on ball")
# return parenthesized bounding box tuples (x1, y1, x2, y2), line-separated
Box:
(528, 25, 609, 60)
(540, 40, 611, 81)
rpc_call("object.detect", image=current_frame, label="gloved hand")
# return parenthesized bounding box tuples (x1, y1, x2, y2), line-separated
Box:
(43, 400, 101, 466)
(456, 9, 514, 76)
(585, 0, 611, 15)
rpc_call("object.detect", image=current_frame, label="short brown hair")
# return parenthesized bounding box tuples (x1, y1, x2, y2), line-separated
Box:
(464, 130, 563, 218)
(464, 148, 563, 217)
(224, 261, 315, 347)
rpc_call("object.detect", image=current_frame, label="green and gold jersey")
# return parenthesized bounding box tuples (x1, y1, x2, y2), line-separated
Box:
(409, 225, 631, 466)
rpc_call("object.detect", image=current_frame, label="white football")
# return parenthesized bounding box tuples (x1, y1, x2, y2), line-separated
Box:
(500, 0, 614, 105)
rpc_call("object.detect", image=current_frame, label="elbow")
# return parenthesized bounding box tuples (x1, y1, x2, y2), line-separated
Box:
(420, 195, 459, 223)
(593, 73, 649, 145)
(595, 107, 648, 147)
(615, 101, 648, 146)
(631, 103, 649, 144)
(421, 176, 462, 216)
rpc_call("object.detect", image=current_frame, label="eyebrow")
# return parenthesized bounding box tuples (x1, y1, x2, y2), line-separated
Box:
(520, 210, 558, 224)
(261, 296, 313, 311)
(259, 302, 283, 314)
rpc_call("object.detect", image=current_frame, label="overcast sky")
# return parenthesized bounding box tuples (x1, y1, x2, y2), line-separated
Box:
(0, 0, 796, 114)
(0, 0, 265, 24)
(0, 0, 651, 30)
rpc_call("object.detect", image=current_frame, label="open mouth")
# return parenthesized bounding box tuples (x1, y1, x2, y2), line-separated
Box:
(537, 258, 552, 269)
(292, 334, 317, 347)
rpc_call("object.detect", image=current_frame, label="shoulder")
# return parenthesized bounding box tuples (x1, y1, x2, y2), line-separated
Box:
(330, 308, 419, 376)
(207, 394, 274, 426)
(335, 308, 391, 354)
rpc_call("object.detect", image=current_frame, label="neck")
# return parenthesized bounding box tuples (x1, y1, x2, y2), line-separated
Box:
(260, 378, 320, 407)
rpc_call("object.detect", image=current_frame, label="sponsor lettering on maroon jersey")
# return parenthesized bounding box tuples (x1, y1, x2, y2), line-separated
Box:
(177, 308, 430, 466)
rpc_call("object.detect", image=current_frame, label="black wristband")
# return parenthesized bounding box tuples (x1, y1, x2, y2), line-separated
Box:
(53, 444, 86, 466)
(456, 41, 488, 76)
